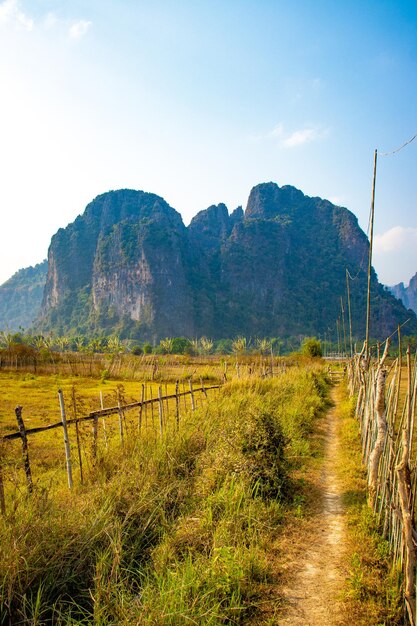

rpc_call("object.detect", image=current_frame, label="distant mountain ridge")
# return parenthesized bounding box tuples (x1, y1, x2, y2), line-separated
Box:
(388, 273, 417, 314)
(1, 182, 416, 341)
(0, 261, 47, 331)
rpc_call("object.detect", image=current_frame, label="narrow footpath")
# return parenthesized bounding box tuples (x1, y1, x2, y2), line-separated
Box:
(277, 387, 346, 625)
(259, 386, 348, 626)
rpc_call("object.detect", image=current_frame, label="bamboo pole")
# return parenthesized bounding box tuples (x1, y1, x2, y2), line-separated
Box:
(165, 383, 169, 418)
(0, 463, 5, 515)
(340, 296, 347, 356)
(144, 383, 148, 427)
(175, 380, 180, 429)
(365, 149, 378, 358)
(138, 384, 144, 432)
(72, 388, 83, 484)
(15, 406, 33, 494)
(117, 388, 124, 445)
(158, 386, 164, 436)
(150, 386, 155, 427)
(99, 391, 108, 449)
(346, 269, 353, 358)
(189, 379, 195, 411)
(58, 390, 73, 489)
(92, 415, 98, 462)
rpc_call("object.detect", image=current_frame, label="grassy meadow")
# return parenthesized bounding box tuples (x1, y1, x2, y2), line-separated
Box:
(0, 360, 330, 625)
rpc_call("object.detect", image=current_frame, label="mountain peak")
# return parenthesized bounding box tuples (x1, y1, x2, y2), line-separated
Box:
(245, 182, 306, 219)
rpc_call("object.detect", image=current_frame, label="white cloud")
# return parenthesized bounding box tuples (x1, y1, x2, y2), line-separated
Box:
(68, 19, 91, 40)
(0, 0, 33, 31)
(374, 226, 417, 253)
(282, 127, 322, 148)
(373, 226, 417, 285)
(251, 122, 328, 148)
(269, 123, 284, 138)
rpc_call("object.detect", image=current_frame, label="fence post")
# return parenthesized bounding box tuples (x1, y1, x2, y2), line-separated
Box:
(150, 386, 155, 427)
(175, 380, 180, 429)
(15, 406, 33, 494)
(158, 386, 164, 436)
(165, 383, 169, 419)
(0, 463, 5, 515)
(144, 383, 148, 427)
(200, 377, 208, 398)
(58, 390, 73, 489)
(72, 388, 83, 484)
(99, 391, 108, 449)
(139, 384, 144, 432)
(189, 379, 195, 411)
(117, 388, 124, 445)
(92, 415, 98, 462)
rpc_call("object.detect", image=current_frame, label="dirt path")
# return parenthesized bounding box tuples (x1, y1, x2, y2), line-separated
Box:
(276, 387, 347, 625)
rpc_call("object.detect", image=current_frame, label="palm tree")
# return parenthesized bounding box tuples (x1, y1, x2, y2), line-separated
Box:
(159, 337, 174, 354)
(200, 337, 214, 355)
(232, 336, 247, 355)
(255, 338, 272, 355)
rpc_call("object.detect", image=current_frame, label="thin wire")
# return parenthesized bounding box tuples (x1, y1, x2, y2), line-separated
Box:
(380, 132, 417, 157)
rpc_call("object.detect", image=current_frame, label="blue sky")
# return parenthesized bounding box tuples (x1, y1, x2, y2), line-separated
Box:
(0, 0, 416, 286)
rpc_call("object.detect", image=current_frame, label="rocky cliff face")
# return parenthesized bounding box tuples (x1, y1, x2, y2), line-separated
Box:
(389, 273, 417, 314)
(41, 190, 194, 338)
(35, 183, 417, 340)
(0, 261, 47, 331)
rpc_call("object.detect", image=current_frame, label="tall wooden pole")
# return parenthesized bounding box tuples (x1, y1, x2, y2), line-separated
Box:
(340, 296, 347, 356)
(336, 317, 341, 356)
(366, 149, 378, 357)
(346, 269, 353, 357)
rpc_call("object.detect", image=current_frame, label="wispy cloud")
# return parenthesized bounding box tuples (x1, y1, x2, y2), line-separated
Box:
(257, 122, 328, 148)
(0, 1, 92, 38)
(0, 0, 34, 31)
(282, 127, 321, 148)
(374, 226, 417, 285)
(68, 19, 91, 40)
(374, 226, 417, 253)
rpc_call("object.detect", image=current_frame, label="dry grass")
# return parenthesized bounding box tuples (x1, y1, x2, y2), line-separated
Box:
(0, 362, 329, 625)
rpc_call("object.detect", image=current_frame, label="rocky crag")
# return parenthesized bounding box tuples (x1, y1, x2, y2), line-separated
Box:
(389, 273, 417, 315)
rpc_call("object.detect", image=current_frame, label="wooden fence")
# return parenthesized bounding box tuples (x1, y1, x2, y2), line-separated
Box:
(348, 340, 417, 624)
(0, 380, 220, 513)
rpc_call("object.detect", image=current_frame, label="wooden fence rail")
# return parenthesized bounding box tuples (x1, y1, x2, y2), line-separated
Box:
(348, 340, 417, 625)
(0, 382, 221, 509)
(2, 385, 220, 441)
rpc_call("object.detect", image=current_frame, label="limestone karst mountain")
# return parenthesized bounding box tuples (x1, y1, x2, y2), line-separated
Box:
(2, 183, 415, 340)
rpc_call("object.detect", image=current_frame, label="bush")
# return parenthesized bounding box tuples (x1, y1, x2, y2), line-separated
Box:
(301, 337, 322, 358)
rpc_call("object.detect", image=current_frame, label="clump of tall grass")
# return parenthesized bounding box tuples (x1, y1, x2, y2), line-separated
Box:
(0, 364, 328, 624)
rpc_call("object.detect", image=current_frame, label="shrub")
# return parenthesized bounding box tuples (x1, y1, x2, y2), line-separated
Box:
(301, 337, 322, 358)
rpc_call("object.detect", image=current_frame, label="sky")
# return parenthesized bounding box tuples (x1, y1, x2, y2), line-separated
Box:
(0, 0, 416, 287)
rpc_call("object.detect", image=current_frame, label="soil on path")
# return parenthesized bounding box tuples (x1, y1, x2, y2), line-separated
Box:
(258, 387, 348, 625)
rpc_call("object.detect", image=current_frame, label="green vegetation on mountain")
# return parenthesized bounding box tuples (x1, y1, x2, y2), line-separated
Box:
(0, 261, 47, 331)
